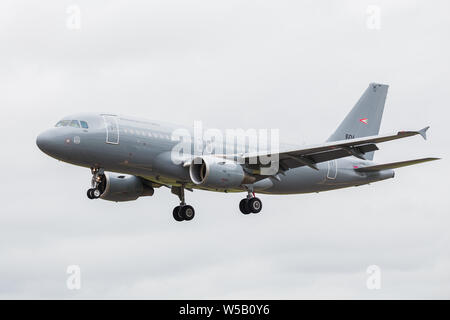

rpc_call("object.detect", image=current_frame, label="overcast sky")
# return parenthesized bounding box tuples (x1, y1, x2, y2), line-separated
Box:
(0, 0, 449, 299)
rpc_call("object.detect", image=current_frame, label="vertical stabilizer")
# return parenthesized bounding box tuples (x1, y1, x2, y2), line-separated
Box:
(327, 83, 388, 160)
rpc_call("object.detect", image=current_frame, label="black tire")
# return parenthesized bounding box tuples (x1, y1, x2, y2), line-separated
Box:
(87, 189, 94, 199)
(248, 197, 262, 214)
(172, 206, 184, 222)
(181, 205, 195, 221)
(239, 199, 251, 215)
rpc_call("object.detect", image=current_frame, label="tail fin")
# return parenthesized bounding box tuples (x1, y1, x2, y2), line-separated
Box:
(327, 83, 389, 160)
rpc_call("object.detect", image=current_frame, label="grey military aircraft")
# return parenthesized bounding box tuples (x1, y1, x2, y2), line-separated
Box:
(36, 83, 438, 222)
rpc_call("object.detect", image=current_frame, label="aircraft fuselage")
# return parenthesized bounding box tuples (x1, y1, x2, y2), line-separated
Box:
(36, 113, 394, 195)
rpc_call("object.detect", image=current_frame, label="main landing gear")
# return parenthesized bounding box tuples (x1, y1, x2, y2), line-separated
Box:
(171, 185, 195, 222)
(239, 191, 262, 215)
(87, 167, 105, 200)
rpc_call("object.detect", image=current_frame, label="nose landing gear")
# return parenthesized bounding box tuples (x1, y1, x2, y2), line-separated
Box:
(86, 167, 105, 200)
(239, 191, 262, 215)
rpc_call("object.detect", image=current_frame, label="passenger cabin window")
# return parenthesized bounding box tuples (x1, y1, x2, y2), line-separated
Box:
(80, 121, 89, 129)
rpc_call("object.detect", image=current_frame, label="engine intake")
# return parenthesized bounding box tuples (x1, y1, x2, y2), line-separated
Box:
(97, 173, 154, 202)
(189, 156, 255, 189)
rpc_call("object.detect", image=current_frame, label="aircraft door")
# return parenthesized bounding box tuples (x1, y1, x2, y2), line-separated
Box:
(327, 159, 337, 180)
(103, 115, 119, 145)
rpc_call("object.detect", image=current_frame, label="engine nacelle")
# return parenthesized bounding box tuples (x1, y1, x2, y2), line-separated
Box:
(189, 156, 255, 189)
(97, 173, 154, 202)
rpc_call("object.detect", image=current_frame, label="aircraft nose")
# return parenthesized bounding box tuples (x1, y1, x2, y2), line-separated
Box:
(36, 130, 57, 155)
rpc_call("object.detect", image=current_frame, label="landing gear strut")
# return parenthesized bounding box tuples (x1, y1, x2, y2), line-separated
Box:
(171, 185, 195, 222)
(239, 190, 262, 215)
(87, 167, 105, 200)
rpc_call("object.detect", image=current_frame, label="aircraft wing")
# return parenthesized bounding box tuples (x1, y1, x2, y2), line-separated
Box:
(242, 127, 430, 172)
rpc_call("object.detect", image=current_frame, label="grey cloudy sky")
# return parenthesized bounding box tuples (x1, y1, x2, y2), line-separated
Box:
(0, 0, 449, 299)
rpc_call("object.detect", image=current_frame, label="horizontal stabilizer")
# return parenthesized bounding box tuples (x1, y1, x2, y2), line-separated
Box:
(354, 157, 440, 172)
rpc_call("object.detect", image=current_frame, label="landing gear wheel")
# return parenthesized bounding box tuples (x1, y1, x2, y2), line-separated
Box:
(87, 188, 101, 199)
(172, 206, 184, 222)
(239, 199, 251, 215)
(92, 188, 101, 199)
(248, 197, 262, 213)
(180, 205, 195, 221)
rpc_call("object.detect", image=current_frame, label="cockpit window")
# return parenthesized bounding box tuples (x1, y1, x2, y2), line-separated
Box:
(55, 120, 70, 127)
(69, 120, 80, 128)
(55, 119, 88, 128)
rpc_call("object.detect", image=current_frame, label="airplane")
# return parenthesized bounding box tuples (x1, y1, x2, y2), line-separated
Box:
(36, 83, 439, 222)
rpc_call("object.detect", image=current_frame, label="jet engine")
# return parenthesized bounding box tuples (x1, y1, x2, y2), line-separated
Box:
(95, 173, 154, 202)
(189, 156, 255, 189)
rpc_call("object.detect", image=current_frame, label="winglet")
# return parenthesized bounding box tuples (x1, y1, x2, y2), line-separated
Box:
(418, 126, 430, 140)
